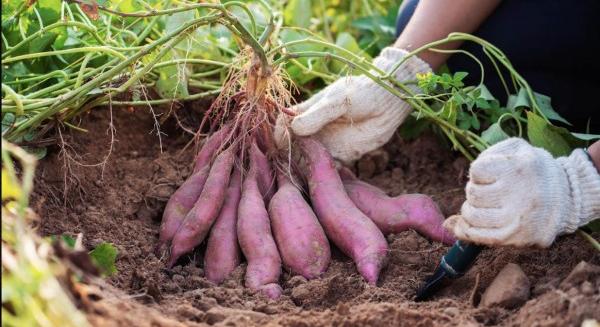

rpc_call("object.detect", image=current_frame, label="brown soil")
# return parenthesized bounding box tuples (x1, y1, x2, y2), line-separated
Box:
(33, 104, 600, 327)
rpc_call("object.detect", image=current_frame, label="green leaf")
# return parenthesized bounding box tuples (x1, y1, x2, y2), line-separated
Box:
(36, 0, 61, 25)
(330, 32, 370, 73)
(470, 113, 480, 130)
(22, 146, 47, 159)
(165, 10, 195, 36)
(89, 242, 118, 276)
(533, 92, 570, 125)
(475, 98, 491, 109)
(571, 133, 600, 141)
(439, 100, 457, 125)
(29, 32, 57, 53)
(526, 111, 572, 157)
(280, 29, 327, 84)
(61, 235, 76, 248)
(2, 113, 16, 134)
(481, 123, 510, 145)
(155, 63, 189, 99)
(476, 84, 496, 101)
(284, 0, 312, 28)
(509, 88, 531, 110)
(453, 71, 468, 83)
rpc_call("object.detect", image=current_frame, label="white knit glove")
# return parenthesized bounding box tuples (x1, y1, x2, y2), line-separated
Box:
(277, 47, 431, 163)
(444, 138, 600, 248)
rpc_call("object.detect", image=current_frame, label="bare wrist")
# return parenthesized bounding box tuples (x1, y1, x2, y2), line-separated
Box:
(585, 141, 600, 174)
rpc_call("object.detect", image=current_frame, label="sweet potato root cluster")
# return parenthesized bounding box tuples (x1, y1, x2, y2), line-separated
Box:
(157, 55, 455, 299)
(158, 130, 455, 298)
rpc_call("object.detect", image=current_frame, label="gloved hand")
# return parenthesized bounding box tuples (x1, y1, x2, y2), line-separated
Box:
(276, 47, 431, 163)
(444, 138, 600, 247)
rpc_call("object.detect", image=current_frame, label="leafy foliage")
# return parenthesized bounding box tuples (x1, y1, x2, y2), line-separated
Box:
(1, 0, 402, 149)
(2, 140, 89, 326)
(414, 70, 599, 159)
(89, 242, 118, 276)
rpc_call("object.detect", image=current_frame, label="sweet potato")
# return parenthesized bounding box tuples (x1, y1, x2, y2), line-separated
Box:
(342, 178, 455, 245)
(204, 168, 243, 284)
(237, 161, 282, 298)
(168, 148, 235, 267)
(193, 124, 232, 173)
(249, 141, 275, 203)
(298, 138, 388, 285)
(157, 166, 210, 254)
(269, 173, 330, 279)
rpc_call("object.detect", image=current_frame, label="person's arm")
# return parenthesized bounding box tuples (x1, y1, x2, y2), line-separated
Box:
(394, 0, 502, 69)
(587, 141, 600, 173)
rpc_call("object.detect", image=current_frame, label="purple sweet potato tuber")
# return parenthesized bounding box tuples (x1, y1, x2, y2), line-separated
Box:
(298, 138, 388, 285)
(249, 141, 275, 203)
(269, 172, 330, 279)
(340, 168, 455, 245)
(237, 160, 282, 298)
(204, 168, 243, 284)
(168, 148, 235, 267)
(193, 124, 232, 173)
(158, 166, 210, 254)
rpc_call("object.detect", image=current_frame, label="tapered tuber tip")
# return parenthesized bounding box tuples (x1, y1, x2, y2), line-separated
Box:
(258, 283, 283, 299)
(356, 254, 387, 285)
(167, 245, 185, 268)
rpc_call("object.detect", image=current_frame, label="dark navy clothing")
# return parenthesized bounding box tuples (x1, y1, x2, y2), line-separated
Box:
(396, 0, 600, 132)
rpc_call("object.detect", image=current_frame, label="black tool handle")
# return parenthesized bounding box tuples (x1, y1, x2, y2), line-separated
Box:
(439, 240, 482, 278)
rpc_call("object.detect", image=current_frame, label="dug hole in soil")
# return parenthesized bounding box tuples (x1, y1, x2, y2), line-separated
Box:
(33, 103, 599, 326)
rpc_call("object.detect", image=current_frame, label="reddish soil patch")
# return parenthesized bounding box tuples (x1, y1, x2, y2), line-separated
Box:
(33, 105, 600, 326)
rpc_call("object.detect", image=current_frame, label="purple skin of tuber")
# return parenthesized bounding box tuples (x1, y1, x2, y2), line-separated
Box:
(237, 161, 282, 298)
(158, 127, 231, 255)
(168, 148, 235, 267)
(257, 283, 283, 299)
(299, 138, 388, 285)
(157, 166, 210, 255)
(269, 172, 331, 279)
(204, 168, 243, 284)
(249, 141, 275, 203)
(193, 124, 232, 173)
(339, 167, 455, 245)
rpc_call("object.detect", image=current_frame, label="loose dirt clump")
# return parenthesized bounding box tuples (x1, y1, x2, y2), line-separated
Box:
(33, 105, 600, 326)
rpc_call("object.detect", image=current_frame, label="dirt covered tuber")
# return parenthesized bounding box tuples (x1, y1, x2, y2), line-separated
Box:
(157, 166, 210, 254)
(237, 146, 283, 298)
(204, 168, 243, 284)
(298, 137, 388, 285)
(269, 172, 331, 279)
(339, 167, 455, 245)
(168, 148, 235, 267)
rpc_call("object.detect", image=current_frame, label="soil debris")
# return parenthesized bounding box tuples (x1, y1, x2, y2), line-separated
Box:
(480, 263, 530, 309)
(33, 106, 600, 326)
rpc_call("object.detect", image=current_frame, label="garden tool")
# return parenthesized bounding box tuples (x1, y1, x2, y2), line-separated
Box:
(415, 240, 482, 301)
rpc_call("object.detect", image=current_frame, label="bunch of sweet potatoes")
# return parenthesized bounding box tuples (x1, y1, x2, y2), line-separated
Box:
(158, 133, 454, 299)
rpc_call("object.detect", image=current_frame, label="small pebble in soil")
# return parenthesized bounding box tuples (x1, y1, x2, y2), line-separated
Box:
(580, 281, 595, 296)
(285, 275, 308, 288)
(480, 263, 530, 309)
(196, 297, 218, 311)
(163, 281, 179, 293)
(560, 261, 600, 289)
(291, 284, 311, 306)
(205, 308, 227, 324)
(442, 307, 459, 317)
(172, 274, 185, 284)
(336, 303, 350, 315)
